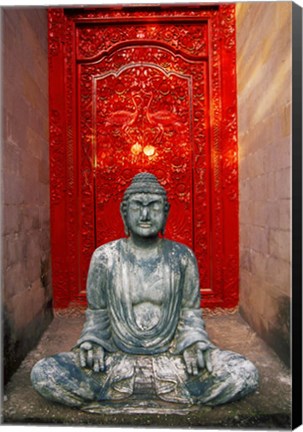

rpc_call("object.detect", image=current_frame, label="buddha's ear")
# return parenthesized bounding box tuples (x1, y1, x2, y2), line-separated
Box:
(120, 202, 129, 237)
(161, 201, 170, 236)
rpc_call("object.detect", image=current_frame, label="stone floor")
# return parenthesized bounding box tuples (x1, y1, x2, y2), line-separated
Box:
(2, 311, 292, 429)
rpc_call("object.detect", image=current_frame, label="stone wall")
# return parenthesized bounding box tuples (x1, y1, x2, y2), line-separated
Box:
(2, 8, 52, 383)
(236, 2, 292, 366)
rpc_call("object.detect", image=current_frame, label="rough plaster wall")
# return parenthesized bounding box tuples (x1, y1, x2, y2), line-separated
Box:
(236, 2, 291, 366)
(2, 9, 52, 383)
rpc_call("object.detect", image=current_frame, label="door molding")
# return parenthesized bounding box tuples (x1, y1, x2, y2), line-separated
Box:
(48, 5, 239, 310)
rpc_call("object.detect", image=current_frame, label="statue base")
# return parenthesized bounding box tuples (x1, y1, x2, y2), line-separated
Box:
(81, 398, 208, 415)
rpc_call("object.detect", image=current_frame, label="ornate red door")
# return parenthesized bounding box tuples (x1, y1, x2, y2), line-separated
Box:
(49, 5, 238, 310)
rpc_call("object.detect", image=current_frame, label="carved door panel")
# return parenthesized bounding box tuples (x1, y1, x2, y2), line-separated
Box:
(93, 66, 194, 246)
(78, 33, 209, 298)
(49, 6, 239, 310)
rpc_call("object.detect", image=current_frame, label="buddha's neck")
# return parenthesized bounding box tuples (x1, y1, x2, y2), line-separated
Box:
(127, 235, 162, 255)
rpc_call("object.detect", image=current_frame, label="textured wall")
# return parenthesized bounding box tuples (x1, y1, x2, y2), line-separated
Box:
(2, 9, 52, 383)
(236, 2, 291, 366)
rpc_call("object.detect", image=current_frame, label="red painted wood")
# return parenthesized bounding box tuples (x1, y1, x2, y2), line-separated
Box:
(48, 5, 238, 310)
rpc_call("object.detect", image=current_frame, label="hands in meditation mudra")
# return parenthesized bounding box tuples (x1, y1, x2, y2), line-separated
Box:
(31, 173, 258, 411)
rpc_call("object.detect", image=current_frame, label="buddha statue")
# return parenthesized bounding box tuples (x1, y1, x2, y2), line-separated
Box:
(31, 172, 258, 410)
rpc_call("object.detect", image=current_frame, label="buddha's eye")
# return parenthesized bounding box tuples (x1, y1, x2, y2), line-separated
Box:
(129, 203, 141, 211)
(150, 204, 161, 211)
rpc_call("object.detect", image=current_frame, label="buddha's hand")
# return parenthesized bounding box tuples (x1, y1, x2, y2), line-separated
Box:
(183, 342, 212, 375)
(79, 341, 106, 372)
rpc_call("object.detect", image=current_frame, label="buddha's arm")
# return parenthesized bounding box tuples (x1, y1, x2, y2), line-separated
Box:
(75, 248, 115, 352)
(173, 248, 214, 354)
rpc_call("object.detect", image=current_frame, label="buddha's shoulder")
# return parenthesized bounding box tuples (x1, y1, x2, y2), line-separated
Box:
(92, 239, 125, 259)
(163, 239, 196, 260)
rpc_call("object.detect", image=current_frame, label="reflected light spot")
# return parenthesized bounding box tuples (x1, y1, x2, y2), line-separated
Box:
(143, 145, 155, 156)
(131, 143, 142, 155)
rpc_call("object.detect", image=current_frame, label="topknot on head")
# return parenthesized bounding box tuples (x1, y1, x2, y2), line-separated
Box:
(123, 172, 167, 198)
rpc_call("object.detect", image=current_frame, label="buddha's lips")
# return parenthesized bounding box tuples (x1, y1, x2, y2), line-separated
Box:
(138, 223, 151, 228)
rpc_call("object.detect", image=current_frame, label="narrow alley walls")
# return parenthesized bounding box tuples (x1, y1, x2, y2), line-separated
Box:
(2, 8, 52, 383)
(236, 2, 292, 366)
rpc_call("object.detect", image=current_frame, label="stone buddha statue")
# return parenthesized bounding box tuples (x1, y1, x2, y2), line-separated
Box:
(31, 172, 258, 410)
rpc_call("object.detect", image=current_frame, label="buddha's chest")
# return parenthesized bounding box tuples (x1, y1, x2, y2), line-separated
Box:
(128, 261, 166, 305)
(124, 259, 167, 331)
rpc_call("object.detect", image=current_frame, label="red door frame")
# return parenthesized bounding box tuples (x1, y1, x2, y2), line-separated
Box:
(48, 5, 239, 310)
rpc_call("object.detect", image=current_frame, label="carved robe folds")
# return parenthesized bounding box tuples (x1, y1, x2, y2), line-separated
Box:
(77, 239, 212, 355)
(31, 239, 258, 409)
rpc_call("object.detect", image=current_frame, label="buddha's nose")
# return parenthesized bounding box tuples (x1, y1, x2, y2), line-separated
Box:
(141, 207, 149, 220)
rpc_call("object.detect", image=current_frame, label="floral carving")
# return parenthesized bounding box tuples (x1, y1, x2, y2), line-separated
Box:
(49, 109, 65, 205)
(49, 5, 238, 309)
(77, 24, 208, 59)
(78, 45, 210, 292)
(48, 9, 65, 56)
(220, 4, 236, 51)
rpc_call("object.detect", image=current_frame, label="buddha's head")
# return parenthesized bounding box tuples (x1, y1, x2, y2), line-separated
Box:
(120, 172, 170, 238)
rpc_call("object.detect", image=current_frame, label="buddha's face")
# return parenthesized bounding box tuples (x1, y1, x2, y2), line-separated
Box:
(126, 193, 166, 239)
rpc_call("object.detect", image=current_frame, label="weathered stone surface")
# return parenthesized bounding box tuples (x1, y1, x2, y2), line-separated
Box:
(237, 2, 291, 366)
(269, 229, 291, 262)
(2, 8, 52, 384)
(31, 173, 258, 411)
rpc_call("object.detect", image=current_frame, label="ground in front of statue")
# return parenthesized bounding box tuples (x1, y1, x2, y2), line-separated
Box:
(3, 311, 291, 428)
